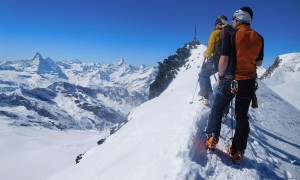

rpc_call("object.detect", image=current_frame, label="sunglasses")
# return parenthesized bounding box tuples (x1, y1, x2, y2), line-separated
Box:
(232, 16, 236, 21)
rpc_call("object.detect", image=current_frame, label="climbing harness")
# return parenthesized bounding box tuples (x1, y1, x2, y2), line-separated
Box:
(230, 99, 234, 139)
(231, 80, 238, 95)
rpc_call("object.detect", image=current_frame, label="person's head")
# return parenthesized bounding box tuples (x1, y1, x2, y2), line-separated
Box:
(232, 7, 253, 28)
(215, 15, 228, 29)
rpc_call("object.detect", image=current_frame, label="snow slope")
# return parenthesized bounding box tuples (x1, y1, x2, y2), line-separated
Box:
(256, 66, 266, 78)
(262, 53, 300, 111)
(48, 45, 300, 180)
(0, 119, 104, 180)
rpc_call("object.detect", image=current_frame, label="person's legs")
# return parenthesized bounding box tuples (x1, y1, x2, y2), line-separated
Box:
(199, 74, 210, 98)
(198, 57, 215, 99)
(206, 80, 234, 137)
(231, 79, 255, 153)
(223, 103, 230, 116)
(231, 96, 251, 153)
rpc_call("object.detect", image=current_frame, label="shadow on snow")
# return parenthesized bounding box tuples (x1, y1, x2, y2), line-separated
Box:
(187, 100, 286, 179)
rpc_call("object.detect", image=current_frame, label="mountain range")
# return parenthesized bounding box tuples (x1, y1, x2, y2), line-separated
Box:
(1, 46, 300, 180)
(0, 53, 156, 131)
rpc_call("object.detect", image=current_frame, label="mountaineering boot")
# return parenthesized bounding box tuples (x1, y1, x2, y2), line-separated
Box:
(202, 98, 209, 105)
(222, 113, 227, 122)
(206, 136, 218, 150)
(251, 93, 258, 108)
(227, 146, 243, 164)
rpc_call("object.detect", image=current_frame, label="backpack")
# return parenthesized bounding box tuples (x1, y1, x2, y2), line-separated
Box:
(214, 25, 235, 61)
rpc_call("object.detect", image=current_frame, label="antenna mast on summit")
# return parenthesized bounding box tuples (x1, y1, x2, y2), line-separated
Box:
(192, 24, 200, 46)
(194, 24, 197, 39)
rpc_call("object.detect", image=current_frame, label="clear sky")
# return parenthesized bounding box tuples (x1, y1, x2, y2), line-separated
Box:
(0, 0, 299, 68)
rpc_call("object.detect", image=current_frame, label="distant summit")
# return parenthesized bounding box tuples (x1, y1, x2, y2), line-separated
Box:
(114, 59, 125, 66)
(260, 53, 300, 80)
(261, 53, 300, 110)
(31, 52, 68, 79)
(32, 52, 43, 66)
(33, 52, 43, 60)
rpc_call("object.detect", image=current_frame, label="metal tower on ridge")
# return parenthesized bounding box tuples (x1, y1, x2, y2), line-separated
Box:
(194, 24, 197, 39)
(191, 24, 200, 46)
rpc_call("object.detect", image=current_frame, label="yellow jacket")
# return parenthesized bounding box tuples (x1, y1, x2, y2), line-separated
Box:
(205, 25, 226, 58)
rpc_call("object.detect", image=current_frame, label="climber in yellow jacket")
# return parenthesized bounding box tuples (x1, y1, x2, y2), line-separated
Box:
(199, 15, 228, 105)
(204, 24, 226, 59)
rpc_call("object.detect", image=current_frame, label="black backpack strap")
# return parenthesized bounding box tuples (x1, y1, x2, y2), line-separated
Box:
(220, 26, 226, 39)
(230, 29, 238, 78)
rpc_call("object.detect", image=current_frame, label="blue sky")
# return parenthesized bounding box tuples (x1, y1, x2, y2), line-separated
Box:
(0, 0, 299, 68)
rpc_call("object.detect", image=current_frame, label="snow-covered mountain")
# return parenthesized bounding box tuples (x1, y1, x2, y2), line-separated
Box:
(0, 52, 155, 92)
(256, 66, 266, 78)
(47, 45, 300, 180)
(261, 53, 300, 110)
(58, 58, 155, 94)
(0, 53, 156, 130)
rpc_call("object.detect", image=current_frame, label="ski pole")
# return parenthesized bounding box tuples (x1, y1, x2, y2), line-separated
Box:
(202, 57, 207, 68)
(190, 56, 206, 104)
(213, 73, 217, 82)
(230, 99, 234, 140)
(189, 80, 199, 104)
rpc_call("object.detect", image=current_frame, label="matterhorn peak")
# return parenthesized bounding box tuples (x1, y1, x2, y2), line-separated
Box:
(32, 52, 44, 66)
(33, 52, 43, 60)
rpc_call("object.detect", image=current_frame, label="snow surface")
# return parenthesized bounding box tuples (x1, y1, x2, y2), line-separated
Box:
(262, 53, 300, 111)
(256, 66, 266, 78)
(0, 119, 104, 180)
(46, 45, 300, 180)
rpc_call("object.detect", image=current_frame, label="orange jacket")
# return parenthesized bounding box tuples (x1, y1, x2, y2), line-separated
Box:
(234, 24, 263, 80)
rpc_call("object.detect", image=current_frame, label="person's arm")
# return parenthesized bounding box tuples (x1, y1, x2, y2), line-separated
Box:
(256, 33, 264, 67)
(218, 55, 229, 77)
(205, 30, 218, 58)
(218, 28, 231, 78)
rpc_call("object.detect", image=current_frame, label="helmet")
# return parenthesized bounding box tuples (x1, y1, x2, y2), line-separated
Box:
(233, 7, 253, 23)
(215, 15, 228, 26)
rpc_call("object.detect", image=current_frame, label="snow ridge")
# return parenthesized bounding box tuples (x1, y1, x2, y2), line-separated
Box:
(48, 45, 300, 180)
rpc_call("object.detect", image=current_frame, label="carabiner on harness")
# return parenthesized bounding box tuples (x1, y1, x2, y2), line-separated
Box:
(231, 80, 238, 95)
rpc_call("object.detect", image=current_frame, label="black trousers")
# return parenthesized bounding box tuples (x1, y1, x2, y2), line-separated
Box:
(206, 78, 256, 153)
